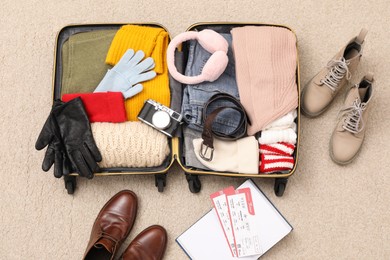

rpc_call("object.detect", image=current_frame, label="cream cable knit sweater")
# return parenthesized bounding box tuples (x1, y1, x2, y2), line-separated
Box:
(91, 122, 170, 168)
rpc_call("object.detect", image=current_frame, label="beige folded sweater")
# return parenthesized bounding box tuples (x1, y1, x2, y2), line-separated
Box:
(193, 136, 259, 174)
(91, 122, 170, 168)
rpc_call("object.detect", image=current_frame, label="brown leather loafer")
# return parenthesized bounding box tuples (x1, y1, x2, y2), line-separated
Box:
(83, 190, 138, 260)
(121, 225, 167, 260)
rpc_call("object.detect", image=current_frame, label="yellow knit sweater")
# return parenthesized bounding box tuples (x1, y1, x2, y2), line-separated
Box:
(106, 25, 170, 121)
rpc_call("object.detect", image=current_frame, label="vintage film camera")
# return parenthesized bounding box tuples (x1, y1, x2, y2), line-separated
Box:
(138, 99, 183, 137)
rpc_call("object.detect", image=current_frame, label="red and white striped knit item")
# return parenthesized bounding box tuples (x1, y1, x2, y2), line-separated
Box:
(259, 142, 295, 156)
(259, 154, 294, 173)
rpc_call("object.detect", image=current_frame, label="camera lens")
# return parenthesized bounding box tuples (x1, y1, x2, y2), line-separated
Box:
(152, 110, 171, 130)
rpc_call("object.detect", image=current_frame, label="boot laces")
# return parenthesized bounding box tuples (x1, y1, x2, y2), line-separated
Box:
(99, 231, 119, 244)
(95, 231, 118, 252)
(340, 98, 366, 134)
(320, 57, 351, 91)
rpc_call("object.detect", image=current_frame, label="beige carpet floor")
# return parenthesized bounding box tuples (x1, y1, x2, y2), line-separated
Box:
(1, 0, 389, 259)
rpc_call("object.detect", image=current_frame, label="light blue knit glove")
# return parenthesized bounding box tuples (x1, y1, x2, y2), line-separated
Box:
(94, 49, 156, 99)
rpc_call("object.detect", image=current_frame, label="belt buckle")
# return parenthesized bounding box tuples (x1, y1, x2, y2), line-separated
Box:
(199, 141, 214, 161)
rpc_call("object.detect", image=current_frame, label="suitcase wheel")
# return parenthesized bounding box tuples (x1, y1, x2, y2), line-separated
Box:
(274, 178, 288, 197)
(186, 174, 201, 193)
(64, 176, 77, 195)
(155, 174, 167, 193)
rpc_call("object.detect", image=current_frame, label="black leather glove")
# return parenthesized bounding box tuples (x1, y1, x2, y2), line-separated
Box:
(52, 98, 102, 179)
(35, 100, 70, 178)
(36, 98, 102, 179)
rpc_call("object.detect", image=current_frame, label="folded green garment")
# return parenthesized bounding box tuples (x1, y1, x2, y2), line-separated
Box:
(61, 30, 117, 95)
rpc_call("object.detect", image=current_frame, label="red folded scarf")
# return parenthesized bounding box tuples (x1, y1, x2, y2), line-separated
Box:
(259, 142, 295, 156)
(259, 154, 294, 173)
(62, 92, 127, 123)
(259, 142, 295, 173)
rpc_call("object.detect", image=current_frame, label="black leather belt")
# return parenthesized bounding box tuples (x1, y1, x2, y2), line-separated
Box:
(200, 93, 250, 161)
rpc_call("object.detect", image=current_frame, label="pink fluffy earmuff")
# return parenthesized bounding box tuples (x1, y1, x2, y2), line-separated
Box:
(167, 29, 229, 85)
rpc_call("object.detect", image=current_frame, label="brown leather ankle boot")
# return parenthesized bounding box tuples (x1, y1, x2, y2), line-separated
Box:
(83, 190, 138, 260)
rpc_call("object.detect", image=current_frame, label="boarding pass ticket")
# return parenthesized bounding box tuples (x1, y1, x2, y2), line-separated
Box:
(211, 187, 263, 257)
(227, 188, 263, 257)
(210, 186, 236, 257)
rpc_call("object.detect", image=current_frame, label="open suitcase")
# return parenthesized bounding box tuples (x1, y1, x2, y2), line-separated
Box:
(52, 22, 300, 196)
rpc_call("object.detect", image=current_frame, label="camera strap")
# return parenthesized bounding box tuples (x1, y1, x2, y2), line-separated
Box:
(199, 93, 250, 161)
